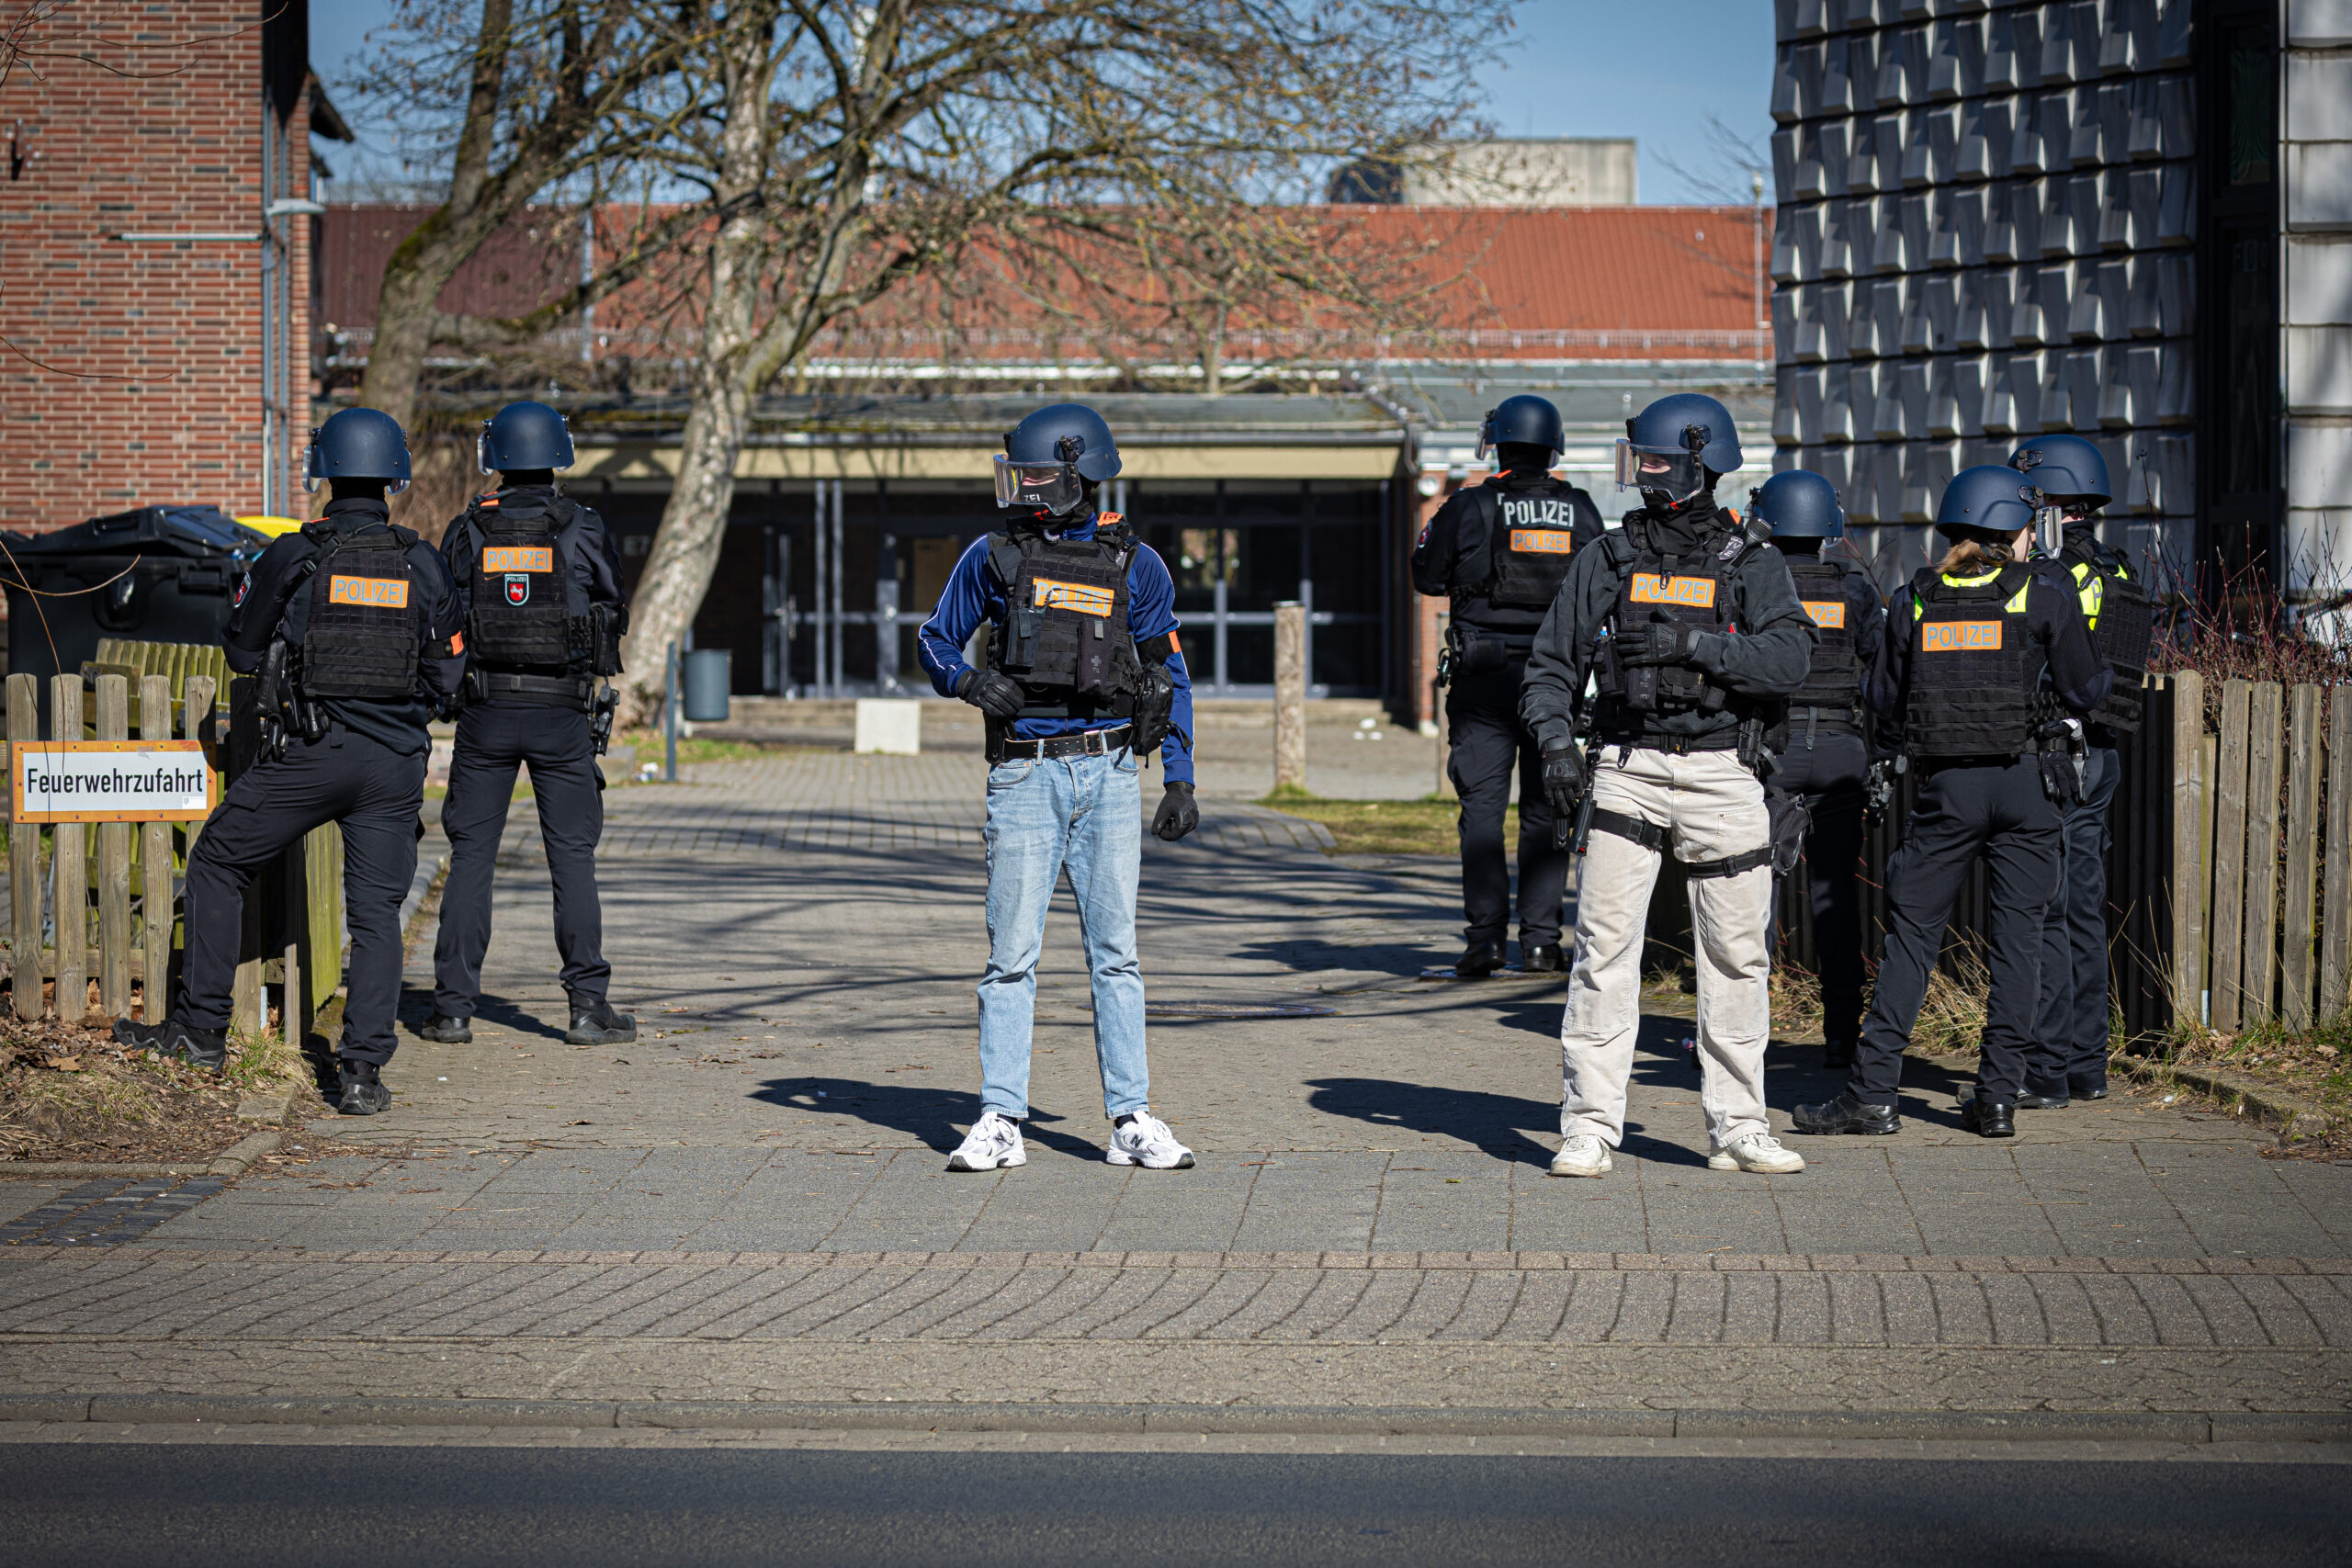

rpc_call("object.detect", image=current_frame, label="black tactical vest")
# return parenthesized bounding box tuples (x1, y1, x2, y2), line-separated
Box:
(1784, 558, 1861, 718)
(988, 519, 1143, 718)
(2065, 542, 2153, 734)
(1597, 514, 1750, 720)
(297, 524, 422, 702)
(464, 493, 582, 670)
(1902, 562, 2042, 760)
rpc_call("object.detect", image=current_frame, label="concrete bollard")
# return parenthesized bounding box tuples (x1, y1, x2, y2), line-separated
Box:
(1273, 601, 1306, 793)
(854, 698, 923, 755)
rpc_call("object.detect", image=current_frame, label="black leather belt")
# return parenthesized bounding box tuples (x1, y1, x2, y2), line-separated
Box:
(1000, 723, 1132, 761)
(477, 670, 593, 706)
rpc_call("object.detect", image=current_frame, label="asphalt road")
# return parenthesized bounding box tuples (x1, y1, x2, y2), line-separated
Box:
(2, 1445, 2346, 1567)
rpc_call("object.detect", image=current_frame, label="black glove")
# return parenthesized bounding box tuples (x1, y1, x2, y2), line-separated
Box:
(1613, 609, 1702, 668)
(1152, 780, 1198, 841)
(1863, 759, 1894, 827)
(1540, 739, 1586, 818)
(956, 667, 1023, 719)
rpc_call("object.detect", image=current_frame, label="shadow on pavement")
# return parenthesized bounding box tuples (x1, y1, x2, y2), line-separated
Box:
(1304, 1077, 1556, 1167)
(751, 1077, 1101, 1160)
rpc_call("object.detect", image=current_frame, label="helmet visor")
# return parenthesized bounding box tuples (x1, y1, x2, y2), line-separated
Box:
(1613, 440, 1705, 499)
(479, 430, 496, 477)
(993, 456, 1085, 514)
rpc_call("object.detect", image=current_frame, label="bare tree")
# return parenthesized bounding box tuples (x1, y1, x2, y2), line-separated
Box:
(345, 1, 707, 442)
(612, 0, 1499, 720)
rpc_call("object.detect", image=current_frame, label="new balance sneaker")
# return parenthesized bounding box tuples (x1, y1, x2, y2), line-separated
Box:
(1549, 1134, 1611, 1178)
(947, 1111, 1026, 1172)
(1107, 1111, 1194, 1168)
(1708, 1133, 1807, 1174)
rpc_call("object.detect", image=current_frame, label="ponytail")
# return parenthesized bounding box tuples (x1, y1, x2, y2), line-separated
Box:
(1934, 537, 1995, 577)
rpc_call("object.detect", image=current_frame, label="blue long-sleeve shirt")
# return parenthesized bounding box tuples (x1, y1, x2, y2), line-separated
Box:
(916, 513, 1195, 784)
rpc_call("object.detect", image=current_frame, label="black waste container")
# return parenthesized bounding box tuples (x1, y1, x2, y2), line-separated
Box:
(0, 506, 268, 729)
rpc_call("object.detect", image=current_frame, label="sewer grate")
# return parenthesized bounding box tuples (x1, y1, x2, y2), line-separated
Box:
(0, 1177, 228, 1247)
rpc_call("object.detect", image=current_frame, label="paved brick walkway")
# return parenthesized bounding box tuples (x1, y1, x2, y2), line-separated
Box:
(3, 750, 2346, 1420)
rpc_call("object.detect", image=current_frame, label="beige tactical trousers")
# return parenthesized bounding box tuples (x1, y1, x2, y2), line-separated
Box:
(1560, 747, 1774, 1151)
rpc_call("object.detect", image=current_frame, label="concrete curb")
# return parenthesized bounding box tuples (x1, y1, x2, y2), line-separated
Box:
(0, 1393, 2345, 1444)
(0, 1128, 284, 1182)
(2115, 1054, 2338, 1143)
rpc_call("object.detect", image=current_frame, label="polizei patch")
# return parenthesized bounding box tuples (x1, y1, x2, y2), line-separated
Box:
(327, 575, 409, 608)
(504, 573, 531, 605)
(1032, 577, 1114, 616)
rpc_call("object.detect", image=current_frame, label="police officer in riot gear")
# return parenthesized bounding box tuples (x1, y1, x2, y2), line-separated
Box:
(115, 408, 464, 1116)
(1520, 392, 1816, 1178)
(422, 400, 635, 1049)
(1412, 394, 1603, 976)
(2010, 434, 2148, 1109)
(916, 402, 1201, 1174)
(1753, 469, 1885, 1069)
(1793, 466, 2110, 1142)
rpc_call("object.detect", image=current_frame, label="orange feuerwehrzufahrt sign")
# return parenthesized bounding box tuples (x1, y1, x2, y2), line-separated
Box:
(11, 741, 215, 824)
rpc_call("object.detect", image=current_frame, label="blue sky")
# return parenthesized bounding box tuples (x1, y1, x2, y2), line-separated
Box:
(311, 0, 1776, 205)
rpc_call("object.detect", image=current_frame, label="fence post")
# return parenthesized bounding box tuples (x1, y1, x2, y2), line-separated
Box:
(2168, 671, 2206, 1036)
(7, 674, 40, 1021)
(2283, 684, 2322, 1031)
(140, 674, 172, 1022)
(49, 674, 85, 1023)
(95, 674, 130, 1020)
(2326, 687, 2352, 1021)
(1272, 601, 1306, 793)
(2210, 680, 2251, 1031)
(2242, 682, 2284, 1028)
(182, 675, 216, 864)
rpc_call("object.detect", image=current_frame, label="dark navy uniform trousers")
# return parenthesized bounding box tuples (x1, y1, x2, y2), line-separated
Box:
(1850, 757, 2061, 1107)
(432, 702, 610, 1018)
(2030, 744, 2120, 1097)
(179, 728, 426, 1066)
(1770, 729, 1870, 1045)
(1445, 660, 1568, 949)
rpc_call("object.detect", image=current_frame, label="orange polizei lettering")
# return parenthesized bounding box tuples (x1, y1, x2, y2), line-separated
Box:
(481, 546, 554, 573)
(328, 576, 410, 608)
(1509, 528, 1575, 554)
(1033, 578, 1114, 616)
(1628, 573, 1716, 607)
(1802, 600, 1847, 628)
(1920, 621, 2001, 652)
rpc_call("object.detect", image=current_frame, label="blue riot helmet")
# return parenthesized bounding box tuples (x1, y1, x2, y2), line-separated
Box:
(1476, 394, 1565, 464)
(304, 407, 412, 494)
(1751, 468, 1845, 539)
(995, 402, 1121, 516)
(1935, 464, 2041, 542)
(1614, 391, 1743, 507)
(479, 400, 575, 475)
(2006, 433, 2111, 508)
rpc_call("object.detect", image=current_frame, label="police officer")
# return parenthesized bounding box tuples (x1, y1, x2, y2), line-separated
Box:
(114, 408, 463, 1115)
(421, 400, 635, 1048)
(1752, 469, 1886, 1069)
(915, 403, 1200, 1174)
(1412, 395, 1604, 976)
(2010, 434, 2149, 1109)
(1520, 393, 1815, 1178)
(1792, 466, 2111, 1141)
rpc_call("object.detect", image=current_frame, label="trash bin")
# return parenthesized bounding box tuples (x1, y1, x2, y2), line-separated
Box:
(1, 505, 268, 729)
(683, 648, 731, 723)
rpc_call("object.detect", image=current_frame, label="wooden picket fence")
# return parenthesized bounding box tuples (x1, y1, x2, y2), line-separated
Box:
(2, 643, 343, 1042)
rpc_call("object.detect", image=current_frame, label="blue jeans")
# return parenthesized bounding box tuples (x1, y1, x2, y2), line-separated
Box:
(978, 748, 1149, 1120)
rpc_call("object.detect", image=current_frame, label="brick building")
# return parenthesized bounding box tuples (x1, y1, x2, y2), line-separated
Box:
(0, 1, 347, 532)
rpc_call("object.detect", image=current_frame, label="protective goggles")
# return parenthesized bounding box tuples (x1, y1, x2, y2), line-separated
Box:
(993, 455, 1085, 514)
(302, 439, 408, 496)
(1612, 440, 1704, 501)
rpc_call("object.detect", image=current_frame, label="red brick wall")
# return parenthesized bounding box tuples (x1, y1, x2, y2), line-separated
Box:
(0, 3, 315, 532)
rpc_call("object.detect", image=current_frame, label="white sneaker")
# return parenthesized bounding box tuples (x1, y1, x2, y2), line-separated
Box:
(1106, 1111, 1194, 1168)
(1709, 1132, 1806, 1174)
(947, 1111, 1026, 1171)
(1549, 1134, 1612, 1178)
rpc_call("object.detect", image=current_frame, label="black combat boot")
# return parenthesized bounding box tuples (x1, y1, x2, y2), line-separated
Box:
(336, 1058, 392, 1116)
(113, 1016, 228, 1073)
(416, 1014, 473, 1044)
(567, 997, 637, 1045)
(1521, 942, 1565, 973)
(1961, 1096, 2016, 1138)
(2014, 1089, 2071, 1110)
(1791, 1091, 1901, 1136)
(1454, 940, 1507, 978)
